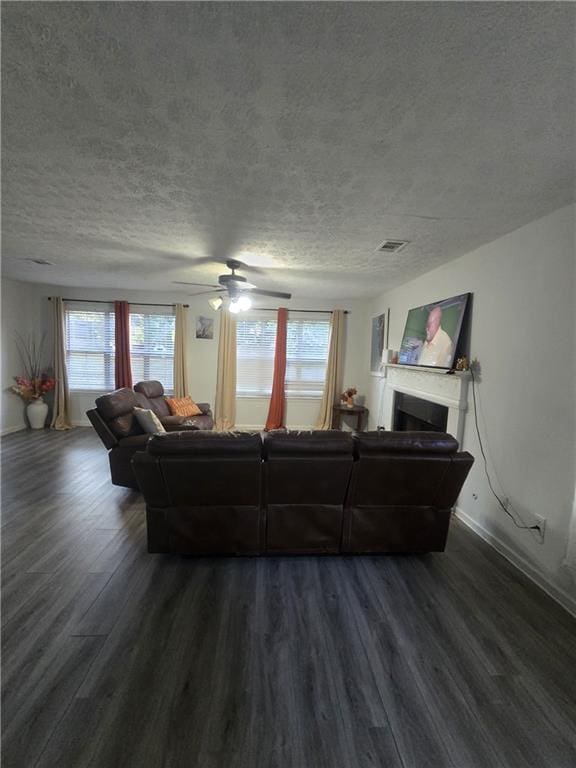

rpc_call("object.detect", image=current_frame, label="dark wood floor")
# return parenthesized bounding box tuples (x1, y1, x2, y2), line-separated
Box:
(2, 429, 576, 768)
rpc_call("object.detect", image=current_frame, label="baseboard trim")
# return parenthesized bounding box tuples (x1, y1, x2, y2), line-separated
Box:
(455, 507, 576, 618)
(0, 425, 26, 436)
(72, 420, 91, 427)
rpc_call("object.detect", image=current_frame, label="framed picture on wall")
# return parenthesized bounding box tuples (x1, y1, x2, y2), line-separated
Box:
(370, 313, 386, 373)
(196, 316, 214, 340)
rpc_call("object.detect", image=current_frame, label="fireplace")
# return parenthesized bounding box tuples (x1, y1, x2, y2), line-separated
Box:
(379, 364, 470, 445)
(393, 392, 448, 432)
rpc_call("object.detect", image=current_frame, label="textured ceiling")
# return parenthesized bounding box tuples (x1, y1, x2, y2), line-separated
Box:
(2, 2, 574, 298)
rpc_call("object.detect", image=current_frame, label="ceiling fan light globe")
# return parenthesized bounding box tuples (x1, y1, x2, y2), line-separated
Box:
(208, 296, 223, 311)
(237, 295, 252, 311)
(228, 299, 241, 313)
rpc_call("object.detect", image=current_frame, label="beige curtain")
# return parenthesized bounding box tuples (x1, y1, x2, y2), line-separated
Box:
(316, 309, 345, 429)
(214, 311, 236, 431)
(50, 297, 72, 430)
(173, 303, 189, 397)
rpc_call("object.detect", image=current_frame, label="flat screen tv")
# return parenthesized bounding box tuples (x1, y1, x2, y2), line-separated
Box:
(398, 293, 470, 369)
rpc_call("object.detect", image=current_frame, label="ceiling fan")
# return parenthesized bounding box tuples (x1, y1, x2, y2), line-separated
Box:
(173, 259, 292, 312)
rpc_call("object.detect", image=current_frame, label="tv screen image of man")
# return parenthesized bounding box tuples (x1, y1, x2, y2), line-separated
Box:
(418, 306, 453, 367)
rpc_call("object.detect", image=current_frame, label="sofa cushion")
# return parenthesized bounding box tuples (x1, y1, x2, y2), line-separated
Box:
(108, 414, 145, 439)
(95, 388, 138, 420)
(134, 380, 164, 399)
(161, 414, 189, 427)
(134, 391, 151, 409)
(148, 431, 262, 457)
(95, 388, 144, 439)
(133, 407, 166, 434)
(180, 415, 213, 431)
(149, 397, 171, 418)
(263, 430, 354, 458)
(165, 396, 202, 418)
(353, 431, 459, 457)
(134, 381, 171, 417)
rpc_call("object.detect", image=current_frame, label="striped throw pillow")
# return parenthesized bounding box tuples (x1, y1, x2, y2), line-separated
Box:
(165, 396, 202, 417)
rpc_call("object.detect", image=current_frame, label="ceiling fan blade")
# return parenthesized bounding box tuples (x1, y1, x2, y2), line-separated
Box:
(186, 289, 226, 297)
(172, 281, 221, 288)
(225, 258, 267, 275)
(225, 278, 258, 290)
(245, 288, 293, 299)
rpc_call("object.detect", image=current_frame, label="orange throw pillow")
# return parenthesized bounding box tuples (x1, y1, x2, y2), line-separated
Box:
(165, 396, 202, 417)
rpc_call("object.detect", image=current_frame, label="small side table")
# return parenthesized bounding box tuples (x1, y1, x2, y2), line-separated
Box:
(331, 404, 369, 432)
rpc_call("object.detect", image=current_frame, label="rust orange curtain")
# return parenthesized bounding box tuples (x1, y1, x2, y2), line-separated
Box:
(114, 301, 132, 389)
(265, 307, 288, 431)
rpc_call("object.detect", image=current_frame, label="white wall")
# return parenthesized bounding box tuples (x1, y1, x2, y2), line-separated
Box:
(1, 279, 46, 433)
(365, 204, 576, 611)
(0, 279, 370, 431)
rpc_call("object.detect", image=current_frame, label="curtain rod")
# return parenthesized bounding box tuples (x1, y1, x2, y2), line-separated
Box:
(253, 308, 349, 314)
(48, 298, 189, 308)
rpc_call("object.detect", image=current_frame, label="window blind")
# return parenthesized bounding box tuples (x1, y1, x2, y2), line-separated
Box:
(129, 311, 175, 391)
(65, 305, 115, 390)
(236, 317, 277, 397)
(286, 318, 330, 397)
(236, 315, 330, 398)
(65, 303, 176, 391)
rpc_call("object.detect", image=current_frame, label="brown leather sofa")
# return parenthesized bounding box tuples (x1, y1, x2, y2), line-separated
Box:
(87, 384, 213, 489)
(133, 431, 263, 554)
(263, 430, 354, 554)
(87, 388, 151, 489)
(343, 431, 474, 553)
(132, 429, 473, 555)
(133, 380, 213, 431)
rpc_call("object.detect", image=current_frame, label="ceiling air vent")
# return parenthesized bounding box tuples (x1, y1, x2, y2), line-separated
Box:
(378, 240, 409, 253)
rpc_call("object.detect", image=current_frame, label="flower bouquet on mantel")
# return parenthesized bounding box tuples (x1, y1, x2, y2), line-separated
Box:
(340, 387, 358, 408)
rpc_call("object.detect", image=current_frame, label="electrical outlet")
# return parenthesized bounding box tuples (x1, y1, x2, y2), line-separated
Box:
(534, 514, 546, 541)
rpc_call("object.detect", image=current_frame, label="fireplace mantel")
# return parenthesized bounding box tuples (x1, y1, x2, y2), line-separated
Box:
(380, 364, 470, 445)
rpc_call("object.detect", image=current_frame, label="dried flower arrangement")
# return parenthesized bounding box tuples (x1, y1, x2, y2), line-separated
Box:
(340, 387, 357, 407)
(10, 334, 55, 402)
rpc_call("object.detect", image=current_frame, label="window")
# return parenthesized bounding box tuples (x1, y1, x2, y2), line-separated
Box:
(129, 310, 175, 391)
(65, 303, 175, 391)
(286, 319, 331, 397)
(236, 317, 277, 397)
(65, 306, 115, 390)
(236, 315, 330, 398)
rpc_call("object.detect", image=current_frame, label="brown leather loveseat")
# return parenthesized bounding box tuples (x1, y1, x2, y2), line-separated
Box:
(132, 429, 473, 555)
(133, 380, 213, 431)
(87, 383, 213, 489)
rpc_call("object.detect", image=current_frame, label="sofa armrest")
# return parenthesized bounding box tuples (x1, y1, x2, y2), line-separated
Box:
(196, 403, 212, 417)
(434, 452, 474, 509)
(132, 452, 170, 506)
(87, 408, 118, 450)
(160, 414, 188, 427)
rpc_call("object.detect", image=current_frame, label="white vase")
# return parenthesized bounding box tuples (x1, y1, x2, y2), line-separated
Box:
(27, 398, 49, 429)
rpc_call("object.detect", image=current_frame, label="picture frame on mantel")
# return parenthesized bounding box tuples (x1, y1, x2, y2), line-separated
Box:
(370, 311, 388, 373)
